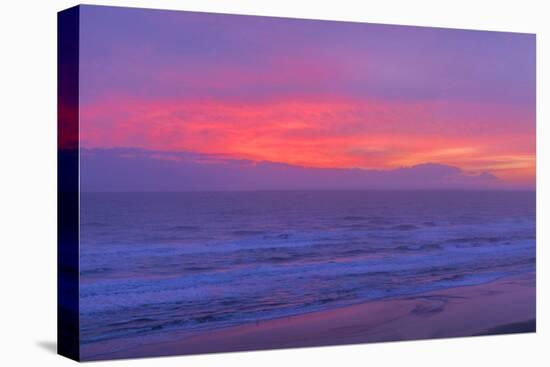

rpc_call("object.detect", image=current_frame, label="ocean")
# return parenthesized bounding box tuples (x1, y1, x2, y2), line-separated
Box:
(79, 191, 536, 346)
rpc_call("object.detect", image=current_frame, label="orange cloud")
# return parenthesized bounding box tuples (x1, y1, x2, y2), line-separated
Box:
(80, 96, 535, 186)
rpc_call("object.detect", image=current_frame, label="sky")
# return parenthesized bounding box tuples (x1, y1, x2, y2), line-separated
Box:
(80, 148, 504, 191)
(78, 5, 536, 190)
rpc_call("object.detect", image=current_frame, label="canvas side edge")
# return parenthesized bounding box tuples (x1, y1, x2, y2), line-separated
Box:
(57, 5, 80, 362)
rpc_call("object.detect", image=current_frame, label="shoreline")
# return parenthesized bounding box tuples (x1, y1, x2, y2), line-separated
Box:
(82, 272, 535, 361)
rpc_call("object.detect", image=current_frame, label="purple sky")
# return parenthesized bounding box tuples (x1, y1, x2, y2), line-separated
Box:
(78, 5, 536, 191)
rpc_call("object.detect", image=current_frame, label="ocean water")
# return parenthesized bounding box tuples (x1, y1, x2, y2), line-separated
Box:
(79, 191, 536, 345)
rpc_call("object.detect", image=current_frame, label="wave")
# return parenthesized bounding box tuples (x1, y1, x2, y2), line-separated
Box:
(165, 225, 201, 232)
(390, 224, 419, 231)
(79, 191, 536, 346)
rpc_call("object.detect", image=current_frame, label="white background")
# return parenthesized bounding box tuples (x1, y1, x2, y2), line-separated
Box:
(0, 0, 548, 365)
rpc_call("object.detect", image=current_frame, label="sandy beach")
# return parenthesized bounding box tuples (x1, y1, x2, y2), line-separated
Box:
(82, 272, 535, 360)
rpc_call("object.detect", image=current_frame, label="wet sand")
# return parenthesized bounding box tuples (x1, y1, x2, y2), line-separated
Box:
(82, 273, 535, 361)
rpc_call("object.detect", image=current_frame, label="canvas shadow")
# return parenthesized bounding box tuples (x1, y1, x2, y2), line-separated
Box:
(36, 340, 57, 354)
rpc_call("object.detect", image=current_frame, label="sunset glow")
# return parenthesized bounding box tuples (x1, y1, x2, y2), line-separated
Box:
(79, 7, 535, 188)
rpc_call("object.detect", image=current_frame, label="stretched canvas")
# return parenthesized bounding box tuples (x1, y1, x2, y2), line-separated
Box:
(58, 5, 536, 361)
